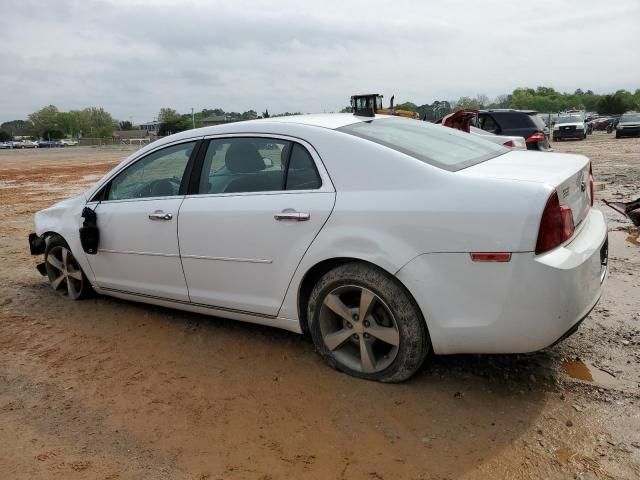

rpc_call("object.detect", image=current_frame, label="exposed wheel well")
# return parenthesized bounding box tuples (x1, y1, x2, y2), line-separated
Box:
(41, 231, 63, 246)
(297, 257, 413, 336)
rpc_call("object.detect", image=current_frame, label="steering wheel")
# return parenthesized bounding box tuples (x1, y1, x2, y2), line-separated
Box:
(147, 178, 178, 197)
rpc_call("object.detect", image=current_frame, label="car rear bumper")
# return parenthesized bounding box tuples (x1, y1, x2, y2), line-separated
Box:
(396, 208, 608, 355)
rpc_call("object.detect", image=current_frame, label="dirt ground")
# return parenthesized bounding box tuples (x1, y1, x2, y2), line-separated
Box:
(0, 134, 639, 479)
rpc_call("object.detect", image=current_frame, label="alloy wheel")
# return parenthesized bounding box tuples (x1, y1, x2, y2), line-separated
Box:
(45, 246, 84, 300)
(319, 285, 400, 374)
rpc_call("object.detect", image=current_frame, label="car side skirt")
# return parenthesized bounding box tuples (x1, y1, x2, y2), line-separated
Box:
(94, 286, 303, 334)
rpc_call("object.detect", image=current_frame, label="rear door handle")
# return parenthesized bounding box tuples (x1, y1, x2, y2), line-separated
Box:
(148, 211, 173, 221)
(274, 211, 310, 221)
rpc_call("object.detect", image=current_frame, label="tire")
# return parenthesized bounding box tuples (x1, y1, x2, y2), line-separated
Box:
(553, 137, 558, 142)
(307, 262, 430, 382)
(44, 235, 94, 300)
(615, 133, 621, 139)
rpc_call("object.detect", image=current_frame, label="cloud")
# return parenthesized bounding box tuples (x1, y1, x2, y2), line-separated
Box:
(1, 0, 639, 123)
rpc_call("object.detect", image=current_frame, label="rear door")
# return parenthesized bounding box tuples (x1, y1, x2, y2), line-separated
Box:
(178, 136, 335, 316)
(86, 140, 198, 301)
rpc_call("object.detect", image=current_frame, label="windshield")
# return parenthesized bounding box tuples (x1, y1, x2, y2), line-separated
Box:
(620, 113, 640, 122)
(557, 115, 582, 124)
(339, 118, 507, 171)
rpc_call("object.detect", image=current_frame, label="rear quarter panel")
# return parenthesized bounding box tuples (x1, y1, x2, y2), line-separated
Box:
(278, 131, 550, 320)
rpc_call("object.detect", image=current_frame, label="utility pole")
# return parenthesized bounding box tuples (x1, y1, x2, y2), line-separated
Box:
(191, 108, 195, 129)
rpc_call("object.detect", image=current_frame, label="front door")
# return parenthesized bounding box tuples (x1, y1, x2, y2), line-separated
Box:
(86, 141, 198, 301)
(178, 136, 335, 316)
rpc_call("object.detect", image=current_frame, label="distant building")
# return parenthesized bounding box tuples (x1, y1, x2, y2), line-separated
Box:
(202, 115, 236, 126)
(112, 129, 147, 139)
(139, 121, 161, 134)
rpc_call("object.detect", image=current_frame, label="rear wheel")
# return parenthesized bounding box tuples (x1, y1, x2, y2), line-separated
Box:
(307, 262, 429, 382)
(44, 235, 93, 300)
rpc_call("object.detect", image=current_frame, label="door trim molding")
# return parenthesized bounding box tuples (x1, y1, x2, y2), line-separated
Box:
(181, 254, 272, 264)
(99, 287, 276, 319)
(98, 249, 180, 258)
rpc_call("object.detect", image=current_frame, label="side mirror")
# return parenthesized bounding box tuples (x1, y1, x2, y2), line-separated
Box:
(263, 158, 273, 168)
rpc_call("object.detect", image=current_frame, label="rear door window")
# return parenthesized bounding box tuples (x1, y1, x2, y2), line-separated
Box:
(198, 138, 322, 194)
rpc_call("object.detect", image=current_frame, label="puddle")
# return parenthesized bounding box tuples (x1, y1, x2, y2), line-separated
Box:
(562, 360, 618, 386)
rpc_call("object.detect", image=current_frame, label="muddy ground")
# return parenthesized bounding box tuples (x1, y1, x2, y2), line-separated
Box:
(0, 134, 639, 479)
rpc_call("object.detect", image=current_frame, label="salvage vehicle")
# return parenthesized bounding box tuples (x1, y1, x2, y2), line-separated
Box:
(29, 114, 608, 382)
(476, 109, 551, 151)
(615, 112, 640, 138)
(553, 114, 587, 141)
(437, 109, 526, 150)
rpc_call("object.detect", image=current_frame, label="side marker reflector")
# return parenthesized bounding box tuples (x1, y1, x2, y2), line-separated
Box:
(470, 253, 512, 262)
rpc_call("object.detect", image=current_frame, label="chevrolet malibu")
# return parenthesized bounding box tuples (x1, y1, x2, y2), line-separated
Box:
(29, 114, 608, 382)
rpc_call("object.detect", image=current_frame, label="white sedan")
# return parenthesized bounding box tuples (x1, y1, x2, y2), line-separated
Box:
(29, 114, 608, 382)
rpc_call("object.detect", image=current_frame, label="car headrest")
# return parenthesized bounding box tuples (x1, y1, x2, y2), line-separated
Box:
(225, 142, 265, 173)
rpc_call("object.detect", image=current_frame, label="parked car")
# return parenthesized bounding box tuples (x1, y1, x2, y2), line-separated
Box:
(437, 109, 526, 150)
(14, 140, 39, 149)
(592, 117, 613, 131)
(28, 114, 607, 382)
(553, 114, 588, 141)
(475, 109, 551, 151)
(60, 139, 79, 147)
(38, 140, 62, 148)
(615, 112, 640, 138)
(0, 141, 13, 149)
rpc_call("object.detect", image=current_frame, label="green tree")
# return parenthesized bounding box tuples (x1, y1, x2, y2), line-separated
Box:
(96, 126, 114, 138)
(0, 120, 32, 136)
(158, 108, 181, 123)
(158, 117, 191, 136)
(28, 105, 60, 136)
(119, 120, 134, 130)
(395, 102, 418, 112)
(0, 130, 12, 142)
(598, 94, 627, 115)
(41, 129, 65, 140)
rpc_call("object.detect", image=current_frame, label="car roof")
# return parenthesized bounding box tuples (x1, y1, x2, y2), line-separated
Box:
(146, 113, 392, 147)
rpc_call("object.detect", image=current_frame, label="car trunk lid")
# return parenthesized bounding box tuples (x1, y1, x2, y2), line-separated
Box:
(460, 150, 592, 227)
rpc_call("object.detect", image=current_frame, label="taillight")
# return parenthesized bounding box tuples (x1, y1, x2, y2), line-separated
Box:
(526, 131, 545, 143)
(589, 163, 594, 206)
(502, 140, 515, 148)
(535, 192, 575, 254)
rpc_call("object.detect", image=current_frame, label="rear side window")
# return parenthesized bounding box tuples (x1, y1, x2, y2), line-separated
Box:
(339, 118, 507, 171)
(198, 138, 321, 194)
(286, 143, 321, 190)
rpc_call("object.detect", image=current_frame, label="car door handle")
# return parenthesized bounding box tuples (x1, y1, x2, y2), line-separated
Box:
(274, 211, 310, 221)
(148, 211, 173, 221)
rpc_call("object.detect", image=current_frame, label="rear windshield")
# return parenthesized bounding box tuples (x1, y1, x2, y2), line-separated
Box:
(338, 118, 507, 171)
(621, 113, 640, 122)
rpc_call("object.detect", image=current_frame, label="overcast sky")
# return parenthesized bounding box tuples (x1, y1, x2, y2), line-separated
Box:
(1, 0, 639, 123)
